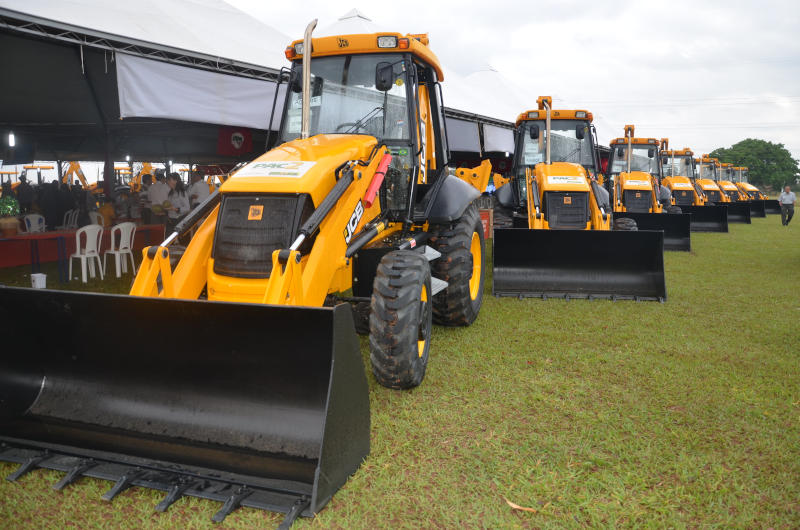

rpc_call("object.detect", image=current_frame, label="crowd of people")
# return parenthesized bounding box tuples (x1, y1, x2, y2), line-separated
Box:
(0, 168, 211, 232)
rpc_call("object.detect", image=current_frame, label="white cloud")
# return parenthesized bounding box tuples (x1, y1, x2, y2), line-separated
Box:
(226, 0, 800, 159)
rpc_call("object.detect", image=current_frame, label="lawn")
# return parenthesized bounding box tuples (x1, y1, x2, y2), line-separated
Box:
(1, 215, 799, 528)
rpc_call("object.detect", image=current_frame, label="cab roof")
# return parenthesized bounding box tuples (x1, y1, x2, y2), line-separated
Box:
(515, 109, 593, 127)
(287, 32, 444, 80)
(610, 137, 659, 146)
(661, 148, 694, 156)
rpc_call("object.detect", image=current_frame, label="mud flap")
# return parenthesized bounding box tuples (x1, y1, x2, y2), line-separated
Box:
(747, 200, 766, 218)
(725, 203, 751, 224)
(681, 205, 729, 232)
(764, 200, 781, 215)
(0, 287, 369, 524)
(613, 212, 691, 252)
(492, 229, 666, 301)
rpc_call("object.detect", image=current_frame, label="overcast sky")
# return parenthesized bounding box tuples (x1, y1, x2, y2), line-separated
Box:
(228, 0, 800, 161)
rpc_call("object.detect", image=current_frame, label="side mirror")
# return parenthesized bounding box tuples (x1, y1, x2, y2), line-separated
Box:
(289, 69, 302, 93)
(375, 62, 394, 92)
(575, 124, 585, 140)
(529, 124, 539, 140)
(648, 148, 655, 158)
(616, 147, 624, 158)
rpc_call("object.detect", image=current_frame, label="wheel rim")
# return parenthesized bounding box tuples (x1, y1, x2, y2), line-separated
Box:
(468, 231, 481, 300)
(417, 285, 428, 358)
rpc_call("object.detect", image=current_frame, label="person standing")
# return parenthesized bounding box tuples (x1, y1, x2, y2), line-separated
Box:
(165, 173, 190, 235)
(147, 171, 170, 227)
(16, 175, 34, 214)
(188, 170, 210, 208)
(140, 174, 152, 224)
(779, 185, 796, 226)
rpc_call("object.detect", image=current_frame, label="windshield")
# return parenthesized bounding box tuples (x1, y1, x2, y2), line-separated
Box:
(280, 54, 410, 142)
(698, 163, 716, 179)
(661, 155, 693, 178)
(608, 144, 659, 176)
(516, 119, 595, 173)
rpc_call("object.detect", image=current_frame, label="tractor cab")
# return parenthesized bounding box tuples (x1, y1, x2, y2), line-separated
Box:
(280, 33, 449, 223)
(660, 144, 705, 206)
(717, 163, 741, 201)
(695, 155, 724, 203)
(606, 126, 662, 213)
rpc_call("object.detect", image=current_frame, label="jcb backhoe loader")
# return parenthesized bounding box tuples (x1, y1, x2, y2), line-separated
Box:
(0, 24, 487, 527)
(659, 143, 727, 232)
(713, 158, 751, 223)
(606, 127, 690, 251)
(492, 96, 665, 300)
(733, 166, 767, 217)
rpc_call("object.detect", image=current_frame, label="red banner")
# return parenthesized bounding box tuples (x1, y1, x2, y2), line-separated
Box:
(217, 127, 253, 156)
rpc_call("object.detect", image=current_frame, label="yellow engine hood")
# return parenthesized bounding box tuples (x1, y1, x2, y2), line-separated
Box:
(536, 162, 590, 192)
(663, 176, 694, 190)
(223, 134, 378, 206)
(739, 182, 759, 191)
(619, 171, 653, 190)
(718, 180, 739, 191)
(696, 179, 720, 191)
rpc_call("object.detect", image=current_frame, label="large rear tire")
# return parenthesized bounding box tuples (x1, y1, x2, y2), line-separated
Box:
(428, 202, 485, 326)
(369, 250, 433, 389)
(613, 217, 638, 231)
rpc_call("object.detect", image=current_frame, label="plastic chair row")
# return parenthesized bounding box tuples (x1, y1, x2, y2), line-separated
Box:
(69, 222, 137, 283)
(56, 209, 79, 230)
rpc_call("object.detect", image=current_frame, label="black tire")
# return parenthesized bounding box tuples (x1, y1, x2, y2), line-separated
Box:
(428, 202, 485, 326)
(369, 250, 432, 389)
(613, 217, 638, 231)
(667, 205, 682, 214)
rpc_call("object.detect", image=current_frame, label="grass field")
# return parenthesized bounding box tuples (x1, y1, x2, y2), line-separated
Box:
(1, 215, 799, 528)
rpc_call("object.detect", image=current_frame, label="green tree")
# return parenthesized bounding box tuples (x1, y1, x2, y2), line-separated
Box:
(710, 138, 798, 190)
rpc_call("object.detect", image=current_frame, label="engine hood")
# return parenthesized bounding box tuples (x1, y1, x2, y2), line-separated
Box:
(222, 134, 378, 206)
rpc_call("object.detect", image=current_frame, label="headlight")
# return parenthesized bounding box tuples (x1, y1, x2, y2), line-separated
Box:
(377, 36, 398, 48)
(294, 43, 304, 55)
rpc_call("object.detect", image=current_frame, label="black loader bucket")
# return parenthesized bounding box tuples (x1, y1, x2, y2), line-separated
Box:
(681, 205, 729, 232)
(613, 212, 691, 251)
(492, 228, 666, 301)
(764, 199, 781, 215)
(747, 200, 766, 218)
(725, 202, 751, 223)
(0, 287, 369, 527)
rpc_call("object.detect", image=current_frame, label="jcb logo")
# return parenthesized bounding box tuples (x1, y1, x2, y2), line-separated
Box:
(563, 196, 572, 205)
(337, 37, 349, 48)
(344, 200, 364, 244)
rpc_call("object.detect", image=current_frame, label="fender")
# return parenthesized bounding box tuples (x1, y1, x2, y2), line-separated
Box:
(425, 174, 480, 224)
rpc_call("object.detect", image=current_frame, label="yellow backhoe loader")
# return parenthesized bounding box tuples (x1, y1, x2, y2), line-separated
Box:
(492, 96, 665, 300)
(710, 158, 751, 223)
(732, 166, 767, 217)
(0, 24, 488, 527)
(605, 126, 690, 251)
(659, 143, 727, 232)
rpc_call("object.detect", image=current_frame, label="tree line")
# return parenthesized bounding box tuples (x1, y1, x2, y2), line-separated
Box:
(710, 139, 798, 190)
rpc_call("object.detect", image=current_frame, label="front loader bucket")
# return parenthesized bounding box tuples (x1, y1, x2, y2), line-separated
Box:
(747, 200, 766, 218)
(681, 205, 729, 232)
(764, 199, 781, 215)
(492, 228, 666, 301)
(613, 212, 691, 251)
(0, 287, 369, 525)
(725, 202, 751, 223)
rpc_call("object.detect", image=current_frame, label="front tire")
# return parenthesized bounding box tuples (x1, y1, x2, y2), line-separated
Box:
(369, 251, 432, 389)
(613, 217, 638, 231)
(429, 202, 486, 326)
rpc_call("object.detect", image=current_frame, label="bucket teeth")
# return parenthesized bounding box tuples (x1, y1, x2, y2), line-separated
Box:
(212, 486, 253, 523)
(53, 459, 96, 491)
(278, 497, 312, 530)
(6, 451, 50, 482)
(102, 468, 145, 501)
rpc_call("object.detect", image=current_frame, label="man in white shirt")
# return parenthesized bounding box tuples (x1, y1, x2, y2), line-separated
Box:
(188, 170, 210, 208)
(147, 171, 171, 226)
(779, 185, 796, 226)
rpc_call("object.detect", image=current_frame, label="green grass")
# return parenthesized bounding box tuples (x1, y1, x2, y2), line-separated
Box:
(2, 216, 799, 528)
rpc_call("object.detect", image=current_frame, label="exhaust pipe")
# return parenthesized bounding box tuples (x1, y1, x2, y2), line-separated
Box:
(301, 19, 318, 140)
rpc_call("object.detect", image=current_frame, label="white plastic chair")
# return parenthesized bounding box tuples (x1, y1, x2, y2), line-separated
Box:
(88, 211, 103, 226)
(103, 222, 137, 277)
(68, 209, 79, 229)
(23, 214, 45, 233)
(56, 209, 74, 230)
(69, 224, 104, 283)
